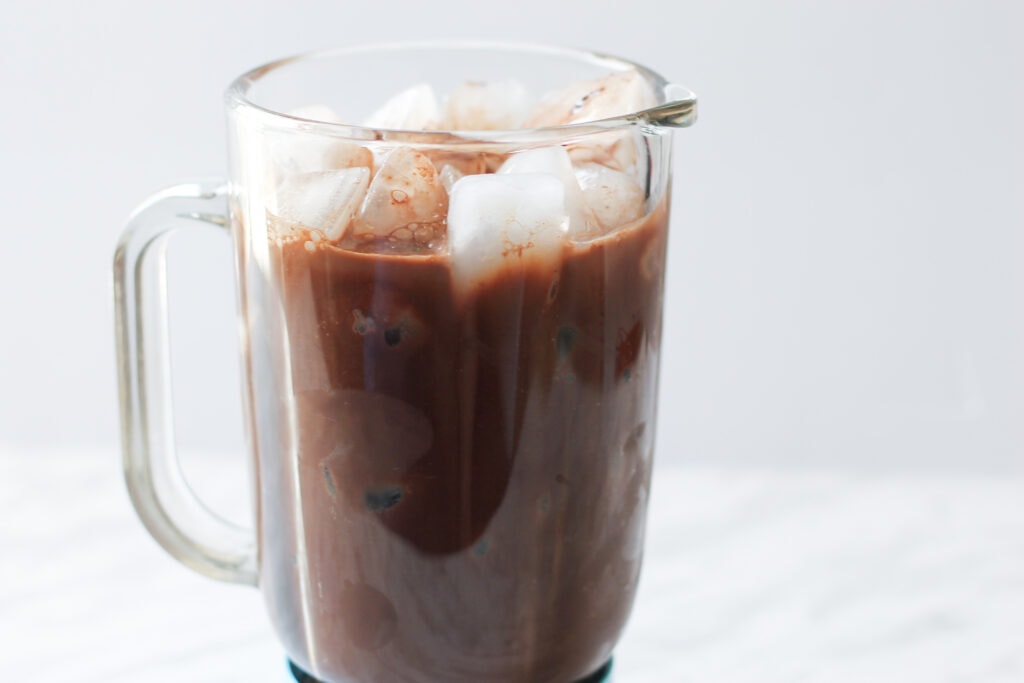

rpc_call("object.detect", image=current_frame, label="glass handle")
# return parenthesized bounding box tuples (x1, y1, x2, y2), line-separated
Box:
(113, 178, 257, 586)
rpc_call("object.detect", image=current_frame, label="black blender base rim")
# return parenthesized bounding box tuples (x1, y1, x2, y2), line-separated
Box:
(288, 657, 614, 682)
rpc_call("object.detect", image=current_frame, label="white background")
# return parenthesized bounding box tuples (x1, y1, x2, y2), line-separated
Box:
(2, 0, 1022, 473)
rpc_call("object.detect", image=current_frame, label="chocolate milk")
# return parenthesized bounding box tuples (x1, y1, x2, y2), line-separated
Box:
(253, 196, 669, 682)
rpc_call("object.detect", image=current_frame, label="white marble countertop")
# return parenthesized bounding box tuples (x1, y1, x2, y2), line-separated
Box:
(2, 449, 1022, 682)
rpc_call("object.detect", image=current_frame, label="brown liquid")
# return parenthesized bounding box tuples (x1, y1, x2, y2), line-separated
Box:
(256, 202, 668, 682)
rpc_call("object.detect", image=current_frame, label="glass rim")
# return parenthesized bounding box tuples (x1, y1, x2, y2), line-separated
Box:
(225, 41, 697, 145)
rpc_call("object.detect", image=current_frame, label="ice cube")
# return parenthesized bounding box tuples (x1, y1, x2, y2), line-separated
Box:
(567, 127, 645, 176)
(424, 149, 490, 177)
(439, 164, 464, 193)
(526, 69, 656, 126)
(497, 146, 597, 239)
(573, 162, 646, 232)
(357, 147, 448, 240)
(273, 105, 373, 175)
(364, 84, 442, 130)
(447, 173, 568, 289)
(273, 167, 370, 241)
(443, 80, 532, 131)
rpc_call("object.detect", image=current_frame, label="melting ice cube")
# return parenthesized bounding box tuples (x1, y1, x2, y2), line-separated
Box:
(424, 149, 491, 177)
(497, 146, 597, 239)
(526, 70, 656, 126)
(573, 162, 646, 232)
(447, 173, 569, 290)
(273, 167, 370, 241)
(567, 127, 646, 177)
(526, 72, 654, 181)
(364, 84, 442, 130)
(439, 164, 464, 193)
(443, 80, 532, 131)
(357, 147, 448, 240)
